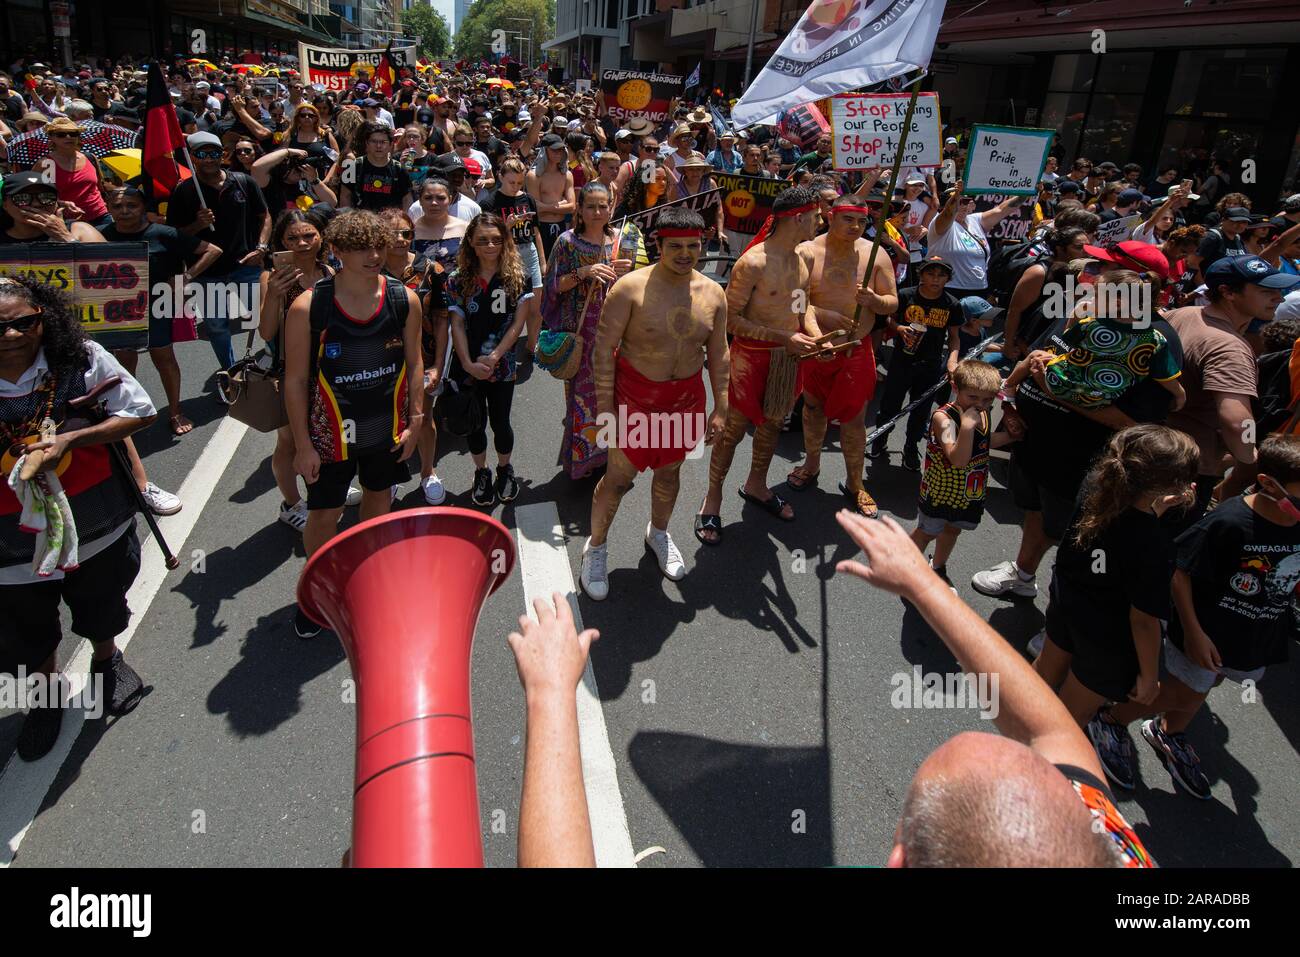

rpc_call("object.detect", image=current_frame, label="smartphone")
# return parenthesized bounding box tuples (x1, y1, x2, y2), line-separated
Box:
(1181, 178, 1193, 191)
(271, 251, 296, 271)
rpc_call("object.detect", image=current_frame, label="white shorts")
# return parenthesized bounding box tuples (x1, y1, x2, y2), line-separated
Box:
(1161, 637, 1266, 695)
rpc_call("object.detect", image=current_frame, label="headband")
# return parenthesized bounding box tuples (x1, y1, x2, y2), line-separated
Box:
(775, 202, 816, 219)
(833, 205, 870, 215)
(656, 228, 703, 238)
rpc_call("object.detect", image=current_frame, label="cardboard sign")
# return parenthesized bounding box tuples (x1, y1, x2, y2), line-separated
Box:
(251, 76, 279, 99)
(973, 195, 1034, 244)
(574, 79, 591, 94)
(600, 69, 684, 125)
(0, 243, 150, 351)
(297, 42, 418, 93)
(712, 172, 783, 236)
(830, 92, 942, 172)
(615, 188, 723, 259)
(962, 124, 1054, 196)
(1095, 213, 1142, 246)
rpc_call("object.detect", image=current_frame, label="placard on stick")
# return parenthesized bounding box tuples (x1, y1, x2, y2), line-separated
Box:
(829, 92, 942, 172)
(962, 124, 1054, 196)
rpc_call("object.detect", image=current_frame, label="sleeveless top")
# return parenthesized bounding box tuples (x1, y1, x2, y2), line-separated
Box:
(55, 154, 109, 221)
(308, 276, 410, 463)
(918, 403, 990, 524)
(0, 354, 134, 567)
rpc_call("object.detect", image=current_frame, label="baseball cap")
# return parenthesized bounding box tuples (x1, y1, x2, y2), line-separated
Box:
(960, 296, 1003, 324)
(1222, 205, 1252, 223)
(187, 131, 223, 151)
(461, 156, 483, 178)
(1057, 180, 1082, 195)
(433, 153, 466, 174)
(918, 255, 954, 276)
(614, 128, 635, 141)
(1081, 240, 1171, 281)
(1282, 193, 1300, 213)
(1205, 255, 1300, 290)
(1, 171, 57, 196)
(540, 133, 565, 151)
(1117, 188, 1145, 206)
(944, 136, 957, 145)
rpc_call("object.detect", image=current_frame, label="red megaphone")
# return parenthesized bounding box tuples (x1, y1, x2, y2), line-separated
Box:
(297, 507, 516, 868)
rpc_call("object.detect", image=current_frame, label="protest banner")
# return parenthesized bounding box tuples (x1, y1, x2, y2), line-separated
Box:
(297, 42, 418, 93)
(600, 70, 684, 125)
(615, 188, 723, 258)
(251, 76, 279, 99)
(830, 92, 942, 172)
(0, 243, 150, 351)
(1095, 213, 1142, 246)
(972, 195, 1034, 244)
(574, 79, 591, 94)
(778, 102, 831, 151)
(713, 172, 783, 236)
(962, 125, 1054, 196)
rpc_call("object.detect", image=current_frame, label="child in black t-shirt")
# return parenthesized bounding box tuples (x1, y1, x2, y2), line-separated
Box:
(1098, 435, 1300, 800)
(1035, 425, 1200, 792)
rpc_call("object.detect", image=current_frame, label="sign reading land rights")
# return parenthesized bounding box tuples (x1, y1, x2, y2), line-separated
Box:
(830, 92, 942, 171)
(962, 124, 1054, 196)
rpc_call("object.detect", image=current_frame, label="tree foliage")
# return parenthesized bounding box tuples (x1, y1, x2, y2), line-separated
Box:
(402, 2, 453, 60)
(453, 0, 554, 66)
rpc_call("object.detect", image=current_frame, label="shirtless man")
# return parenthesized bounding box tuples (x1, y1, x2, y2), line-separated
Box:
(526, 133, 576, 261)
(695, 185, 822, 545)
(579, 207, 730, 599)
(788, 195, 899, 517)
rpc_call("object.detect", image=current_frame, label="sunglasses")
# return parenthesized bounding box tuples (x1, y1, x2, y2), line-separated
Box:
(193, 149, 222, 160)
(10, 192, 58, 208)
(393, 229, 413, 239)
(0, 308, 42, 333)
(454, 140, 472, 147)
(472, 237, 504, 247)
(49, 131, 80, 139)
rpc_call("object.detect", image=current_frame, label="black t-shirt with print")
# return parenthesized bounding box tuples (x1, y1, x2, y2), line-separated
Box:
(1167, 495, 1298, 670)
(480, 189, 537, 247)
(1013, 314, 1184, 499)
(165, 170, 268, 275)
(352, 159, 412, 212)
(893, 286, 962, 365)
(1195, 227, 1246, 274)
(1052, 497, 1175, 637)
(446, 269, 531, 380)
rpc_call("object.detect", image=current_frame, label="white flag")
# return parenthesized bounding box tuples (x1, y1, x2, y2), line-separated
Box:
(732, 0, 948, 128)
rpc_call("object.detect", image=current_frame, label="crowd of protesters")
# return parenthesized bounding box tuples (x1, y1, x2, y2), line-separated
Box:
(0, 46, 1295, 871)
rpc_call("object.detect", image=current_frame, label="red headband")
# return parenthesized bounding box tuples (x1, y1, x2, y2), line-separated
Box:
(657, 228, 703, 238)
(833, 205, 871, 215)
(776, 203, 817, 218)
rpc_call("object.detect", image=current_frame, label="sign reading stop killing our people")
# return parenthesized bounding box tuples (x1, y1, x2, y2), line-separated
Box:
(962, 124, 1055, 196)
(830, 92, 942, 172)
(600, 70, 684, 125)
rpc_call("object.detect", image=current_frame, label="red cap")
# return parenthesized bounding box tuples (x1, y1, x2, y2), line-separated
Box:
(1083, 240, 1171, 282)
(461, 157, 483, 177)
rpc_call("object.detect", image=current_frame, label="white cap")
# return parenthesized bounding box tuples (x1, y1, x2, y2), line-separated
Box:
(945, 136, 957, 145)
(615, 128, 634, 140)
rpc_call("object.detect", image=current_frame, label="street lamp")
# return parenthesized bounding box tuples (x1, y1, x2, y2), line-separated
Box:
(506, 16, 534, 67)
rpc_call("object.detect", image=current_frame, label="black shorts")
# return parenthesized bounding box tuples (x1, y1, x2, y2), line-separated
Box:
(0, 524, 142, 675)
(307, 448, 410, 510)
(1008, 451, 1076, 542)
(1045, 593, 1139, 702)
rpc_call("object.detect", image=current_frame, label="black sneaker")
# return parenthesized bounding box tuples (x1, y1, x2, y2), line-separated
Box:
(494, 463, 519, 503)
(91, 650, 144, 717)
(1141, 718, 1211, 800)
(866, 440, 887, 461)
(902, 444, 921, 472)
(471, 467, 495, 506)
(16, 700, 63, 762)
(1087, 710, 1137, 790)
(294, 606, 323, 640)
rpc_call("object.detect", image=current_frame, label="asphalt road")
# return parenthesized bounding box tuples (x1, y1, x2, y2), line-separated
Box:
(1, 327, 1296, 868)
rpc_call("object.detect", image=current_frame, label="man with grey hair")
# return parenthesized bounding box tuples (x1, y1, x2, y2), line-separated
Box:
(835, 510, 1154, 867)
(64, 99, 94, 122)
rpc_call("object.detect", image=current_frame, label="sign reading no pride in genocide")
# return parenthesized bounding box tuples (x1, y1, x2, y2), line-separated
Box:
(830, 92, 942, 172)
(962, 124, 1054, 196)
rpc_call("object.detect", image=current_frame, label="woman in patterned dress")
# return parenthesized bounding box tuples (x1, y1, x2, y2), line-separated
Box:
(540, 181, 649, 479)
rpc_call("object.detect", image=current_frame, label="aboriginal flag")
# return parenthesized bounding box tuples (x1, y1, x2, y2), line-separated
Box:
(373, 42, 399, 97)
(141, 62, 188, 198)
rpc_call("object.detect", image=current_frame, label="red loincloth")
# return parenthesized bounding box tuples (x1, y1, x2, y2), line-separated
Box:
(801, 341, 877, 422)
(613, 355, 707, 472)
(728, 337, 806, 427)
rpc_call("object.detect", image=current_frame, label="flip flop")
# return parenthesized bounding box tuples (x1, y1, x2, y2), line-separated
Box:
(170, 415, 194, 436)
(694, 511, 723, 546)
(786, 465, 820, 491)
(839, 481, 879, 519)
(737, 488, 795, 522)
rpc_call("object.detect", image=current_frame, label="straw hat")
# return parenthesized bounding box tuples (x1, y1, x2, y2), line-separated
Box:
(680, 152, 712, 171)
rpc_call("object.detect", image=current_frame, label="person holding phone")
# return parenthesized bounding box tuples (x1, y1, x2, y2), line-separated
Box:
(481, 156, 546, 354)
(250, 145, 338, 213)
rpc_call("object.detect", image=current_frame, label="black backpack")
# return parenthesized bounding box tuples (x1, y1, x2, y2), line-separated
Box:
(1254, 348, 1297, 435)
(307, 275, 409, 386)
(986, 240, 1051, 303)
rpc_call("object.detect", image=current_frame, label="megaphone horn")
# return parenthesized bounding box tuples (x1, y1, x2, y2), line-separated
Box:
(298, 506, 516, 868)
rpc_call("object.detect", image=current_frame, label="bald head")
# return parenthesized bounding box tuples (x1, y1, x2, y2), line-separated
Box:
(895, 732, 1117, 867)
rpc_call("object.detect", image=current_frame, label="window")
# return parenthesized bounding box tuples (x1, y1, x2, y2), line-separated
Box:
(1042, 52, 1151, 164)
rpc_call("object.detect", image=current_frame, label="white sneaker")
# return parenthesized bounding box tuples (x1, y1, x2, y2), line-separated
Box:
(422, 474, 446, 505)
(278, 500, 308, 532)
(971, 560, 1038, 598)
(141, 482, 182, 516)
(644, 523, 686, 581)
(1027, 629, 1047, 660)
(580, 538, 609, 601)
(345, 484, 362, 507)
(390, 484, 401, 503)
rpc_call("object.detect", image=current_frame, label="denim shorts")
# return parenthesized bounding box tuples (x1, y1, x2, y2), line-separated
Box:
(517, 241, 544, 290)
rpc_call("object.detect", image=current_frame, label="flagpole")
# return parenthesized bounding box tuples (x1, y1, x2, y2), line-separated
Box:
(806, 74, 924, 359)
(742, 0, 760, 90)
(180, 146, 215, 235)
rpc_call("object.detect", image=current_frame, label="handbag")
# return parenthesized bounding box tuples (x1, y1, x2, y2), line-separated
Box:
(217, 328, 289, 433)
(440, 379, 483, 437)
(538, 274, 600, 381)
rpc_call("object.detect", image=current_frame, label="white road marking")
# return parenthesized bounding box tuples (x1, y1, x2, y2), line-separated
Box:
(514, 502, 636, 868)
(0, 416, 249, 866)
